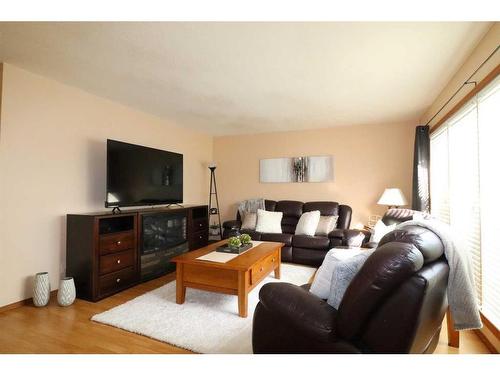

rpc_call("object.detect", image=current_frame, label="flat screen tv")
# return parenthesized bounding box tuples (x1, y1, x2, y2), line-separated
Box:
(105, 139, 183, 208)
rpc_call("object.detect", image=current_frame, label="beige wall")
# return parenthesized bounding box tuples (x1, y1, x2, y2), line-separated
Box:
(0, 64, 213, 307)
(422, 23, 500, 128)
(213, 122, 415, 227)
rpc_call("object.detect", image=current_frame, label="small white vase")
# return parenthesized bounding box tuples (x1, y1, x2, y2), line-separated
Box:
(33, 272, 50, 307)
(57, 277, 76, 307)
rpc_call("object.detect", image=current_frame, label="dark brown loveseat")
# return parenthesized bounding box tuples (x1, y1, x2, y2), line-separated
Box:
(222, 200, 368, 267)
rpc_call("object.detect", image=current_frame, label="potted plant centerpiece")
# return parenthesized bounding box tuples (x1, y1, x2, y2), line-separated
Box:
(217, 234, 253, 254)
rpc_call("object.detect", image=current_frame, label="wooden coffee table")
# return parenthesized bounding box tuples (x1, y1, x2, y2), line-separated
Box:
(171, 240, 283, 317)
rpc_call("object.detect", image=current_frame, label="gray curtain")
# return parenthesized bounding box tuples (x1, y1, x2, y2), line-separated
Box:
(412, 125, 430, 212)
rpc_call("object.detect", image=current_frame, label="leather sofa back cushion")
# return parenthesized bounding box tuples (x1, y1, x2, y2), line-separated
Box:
(337, 242, 424, 340)
(382, 208, 432, 226)
(378, 225, 444, 264)
(303, 201, 339, 216)
(275, 200, 304, 218)
(337, 205, 352, 230)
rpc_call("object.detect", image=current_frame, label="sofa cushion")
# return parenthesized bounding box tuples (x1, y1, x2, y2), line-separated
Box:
(382, 208, 431, 226)
(303, 201, 339, 216)
(265, 200, 277, 212)
(276, 200, 303, 218)
(261, 233, 293, 246)
(378, 225, 444, 264)
(293, 235, 330, 250)
(281, 217, 299, 234)
(292, 248, 328, 267)
(337, 205, 352, 230)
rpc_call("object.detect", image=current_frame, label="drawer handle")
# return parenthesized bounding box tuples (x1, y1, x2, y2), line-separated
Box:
(199, 235, 203, 239)
(117, 259, 121, 264)
(199, 223, 202, 227)
(116, 241, 121, 245)
(260, 267, 263, 272)
(272, 258, 275, 262)
(116, 278, 121, 283)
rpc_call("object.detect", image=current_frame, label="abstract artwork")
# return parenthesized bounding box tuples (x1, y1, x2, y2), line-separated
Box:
(259, 156, 333, 183)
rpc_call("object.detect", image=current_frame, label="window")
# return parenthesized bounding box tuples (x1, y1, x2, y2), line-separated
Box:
(430, 75, 500, 328)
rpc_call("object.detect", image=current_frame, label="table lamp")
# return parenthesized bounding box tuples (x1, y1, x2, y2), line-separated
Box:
(377, 188, 407, 209)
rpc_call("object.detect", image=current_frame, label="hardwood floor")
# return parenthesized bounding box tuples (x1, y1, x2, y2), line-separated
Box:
(0, 273, 190, 354)
(0, 272, 491, 354)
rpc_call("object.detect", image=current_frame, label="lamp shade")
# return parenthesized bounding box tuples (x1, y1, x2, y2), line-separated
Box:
(377, 188, 407, 207)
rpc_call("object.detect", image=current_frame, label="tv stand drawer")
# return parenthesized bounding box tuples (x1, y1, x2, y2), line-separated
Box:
(193, 219, 208, 231)
(99, 249, 135, 275)
(98, 267, 136, 297)
(190, 230, 208, 250)
(99, 231, 135, 255)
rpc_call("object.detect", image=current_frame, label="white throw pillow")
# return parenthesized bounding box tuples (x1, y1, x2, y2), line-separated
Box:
(295, 210, 321, 236)
(310, 248, 372, 299)
(241, 212, 257, 230)
(326, 249, 375, 309)
(370, 220, 396, 243)
(315, 215, 339, 236)
(255, 209, 283, 234)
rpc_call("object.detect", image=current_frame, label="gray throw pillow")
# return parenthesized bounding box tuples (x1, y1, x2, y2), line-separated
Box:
(326, 249, 375, 309)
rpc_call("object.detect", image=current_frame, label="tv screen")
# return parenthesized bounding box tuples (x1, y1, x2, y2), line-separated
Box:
(105, 139, 183, 207)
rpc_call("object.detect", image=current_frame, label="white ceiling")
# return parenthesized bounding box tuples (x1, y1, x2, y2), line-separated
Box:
(0, 22, 492, 135)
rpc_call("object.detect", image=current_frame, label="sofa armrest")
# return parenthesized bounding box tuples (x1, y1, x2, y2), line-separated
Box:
(344, 229, 371, 245)
(222, 220, 241, 230)
(258, 282, 337, 341)
(328, 229, 345, 239)
(329, 229, 371, 246)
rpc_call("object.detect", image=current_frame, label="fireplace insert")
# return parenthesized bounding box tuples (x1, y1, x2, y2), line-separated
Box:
(140, 211, 188, 280)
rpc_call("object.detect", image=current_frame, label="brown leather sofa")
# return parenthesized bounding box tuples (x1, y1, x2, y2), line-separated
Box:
(223, 200, 368, 267)
(252, 224, 448, 353)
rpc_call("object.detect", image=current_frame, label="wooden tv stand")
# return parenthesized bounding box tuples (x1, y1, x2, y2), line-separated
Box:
(66, 204, 208, 302)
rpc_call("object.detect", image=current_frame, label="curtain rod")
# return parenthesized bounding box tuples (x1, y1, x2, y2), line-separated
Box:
(425, 44, 500, 126)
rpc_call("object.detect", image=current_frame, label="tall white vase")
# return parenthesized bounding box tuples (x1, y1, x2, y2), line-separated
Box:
(33, 272, 50, 307)
(57, 277, 76, 307)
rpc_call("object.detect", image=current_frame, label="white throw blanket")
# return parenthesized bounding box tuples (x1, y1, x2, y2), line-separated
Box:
(238, 198, 265, 218)
(396, 219, 482, 330)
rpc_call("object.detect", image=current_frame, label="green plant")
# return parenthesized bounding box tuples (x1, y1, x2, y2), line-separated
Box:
(240, 234, 251, 245)
(228, 236, 242, 249)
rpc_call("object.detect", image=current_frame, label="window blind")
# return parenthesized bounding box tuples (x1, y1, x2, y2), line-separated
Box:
(430, 128, 449, 224)
(477, 76, 500, 328)
(430, 75, 500, 328)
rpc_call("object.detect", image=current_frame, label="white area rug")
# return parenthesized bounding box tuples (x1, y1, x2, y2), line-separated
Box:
(91, 263, 316, 353)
